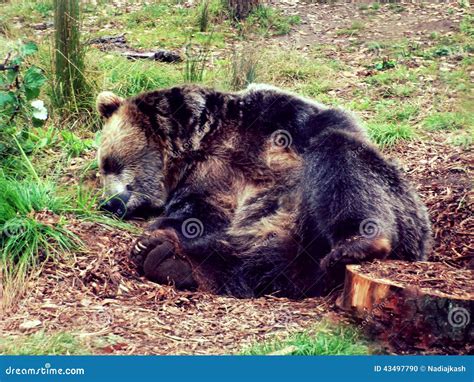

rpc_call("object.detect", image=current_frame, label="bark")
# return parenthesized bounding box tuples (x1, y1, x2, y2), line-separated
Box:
(227, 0, 261, 20)
(53, 0, 87, 108)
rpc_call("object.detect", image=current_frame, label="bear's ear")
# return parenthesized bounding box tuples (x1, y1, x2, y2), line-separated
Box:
(96, 91, 123, 119)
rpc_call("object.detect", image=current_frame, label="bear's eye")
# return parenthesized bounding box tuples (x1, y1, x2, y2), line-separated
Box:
(102, 155, 123, 175)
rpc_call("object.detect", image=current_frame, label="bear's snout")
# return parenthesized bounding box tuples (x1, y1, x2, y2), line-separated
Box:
(100, 191, 131, 218)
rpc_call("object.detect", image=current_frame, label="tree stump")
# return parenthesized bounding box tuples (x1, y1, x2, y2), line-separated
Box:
(227, 0, 261, 20)
(338, 260, 473, 353)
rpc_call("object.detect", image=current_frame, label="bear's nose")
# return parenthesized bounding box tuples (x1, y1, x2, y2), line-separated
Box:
(100, 191, 130, 218)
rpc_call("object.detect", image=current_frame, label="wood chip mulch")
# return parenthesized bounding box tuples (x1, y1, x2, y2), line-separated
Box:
(1, 221, 330, 354)
(384, 133, 473, 268)
(357, 260, 473, 300)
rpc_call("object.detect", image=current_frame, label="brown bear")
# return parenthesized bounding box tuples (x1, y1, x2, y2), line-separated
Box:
(96, 84, 432, 298)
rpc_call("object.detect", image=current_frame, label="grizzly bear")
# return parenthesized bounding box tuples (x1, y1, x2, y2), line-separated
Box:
(96, 84, 432, 298)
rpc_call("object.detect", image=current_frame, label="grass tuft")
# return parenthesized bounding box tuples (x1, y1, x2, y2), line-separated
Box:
(423, 112, 472, 131)
(246, 5, 300, 36)
(367, 122, 414, 147)
(242, 321, 373, 355)
(0, 332, 89, 355)
(0, 174, 79, 280)
(228, 45, 260, 90)
(336, 21, 365, 37)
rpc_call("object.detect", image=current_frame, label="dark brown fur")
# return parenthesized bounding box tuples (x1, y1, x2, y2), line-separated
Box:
(97, 84, 432, 298)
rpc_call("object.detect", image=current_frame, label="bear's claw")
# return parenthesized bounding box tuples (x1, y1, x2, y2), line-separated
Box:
(129, 231, 197, 290)
(130, 235, 165, 274)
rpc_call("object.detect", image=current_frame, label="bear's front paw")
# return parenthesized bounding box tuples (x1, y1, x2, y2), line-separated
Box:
(130, 233, 168, 275)
(130, 230, 197, 290)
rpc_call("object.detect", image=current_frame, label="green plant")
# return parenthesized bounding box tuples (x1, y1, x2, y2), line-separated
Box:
(22, 126, 59, 153)
(375, 102, 419, 123)
(460, 14, 473, 37)
(432, 46, 452, 57)
(366, 41, 387, 53)
(228, 45, 259, 90)
(0, 332, 89, 355)
(0, 17, 11, 37)
(96, 54, 181, 97)
(366, 66, 417, 86)
(34, 1, 54, 17)
(373, 59, 396, 71)
(450, 133, 472, 148)
(388, 3, 405, 13)
(371, 3, 380, 11)
(242, 322, 372, 355)
(246, 5, 300, 36)
(336, 21, 365, 37)
(197, 0, 211, 32)
(0, 42, 47, 126)
(422, 112, 471, 131)
(126, 3, 169, 27)
(184, 35, 213, 83)
(0, 174, 80, 284)
(367, 122, 414, 147)
(60, 130, 94, 158)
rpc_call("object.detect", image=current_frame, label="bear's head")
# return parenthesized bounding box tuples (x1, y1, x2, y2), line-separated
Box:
(96, 91, 167, 218)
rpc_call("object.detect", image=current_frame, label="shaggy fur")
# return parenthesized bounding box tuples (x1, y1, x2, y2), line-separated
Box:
(96, 84, 432, 298)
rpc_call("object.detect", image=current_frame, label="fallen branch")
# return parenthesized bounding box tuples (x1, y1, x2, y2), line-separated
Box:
(88, 34, 182, 63)
(119, 50, 182, 63)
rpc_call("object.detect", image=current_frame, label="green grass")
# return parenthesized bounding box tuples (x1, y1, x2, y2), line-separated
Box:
(370, 3, 381, 11)
(375, 101, 420, 123)
(126, 3, 169, 27)
(0, 174, 79, 280)
(242, 322, 373, 355)
(388, 3, 405, 13)
(336, 21, 365, 37)
(449, 132, 473, 148)
(246, 5, 301, 37)
(460, 14, 473, 37)
(422, 112, 473, 131)
(228, 46, 260, 90)
(366, 122, 414, 147)
(366, 66, 418, 86)
(0, 332, 89, 355)
(94, 53, 182, 97)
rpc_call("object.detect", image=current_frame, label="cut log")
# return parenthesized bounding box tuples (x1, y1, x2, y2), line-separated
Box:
(338, 260, 473, 353)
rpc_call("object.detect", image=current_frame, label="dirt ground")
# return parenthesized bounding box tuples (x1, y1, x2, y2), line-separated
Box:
(1, 0, 472, 355)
